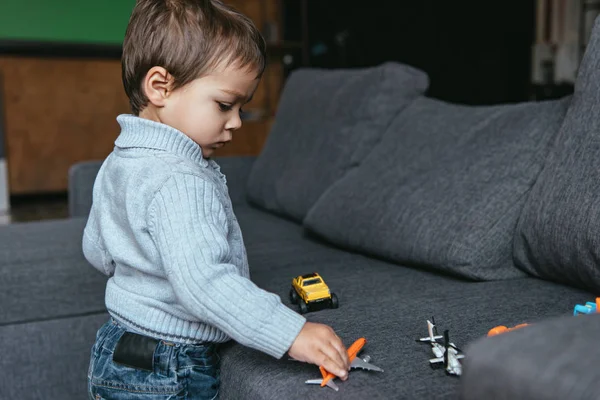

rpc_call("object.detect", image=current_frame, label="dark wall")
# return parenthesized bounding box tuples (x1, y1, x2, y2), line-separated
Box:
(286, 1, 535, 106)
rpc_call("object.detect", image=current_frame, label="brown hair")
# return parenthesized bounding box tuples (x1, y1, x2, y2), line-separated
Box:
(122, 0, 266, 115)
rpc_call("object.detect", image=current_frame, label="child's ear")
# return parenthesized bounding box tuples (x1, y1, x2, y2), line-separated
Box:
(143, 66, 173, 108)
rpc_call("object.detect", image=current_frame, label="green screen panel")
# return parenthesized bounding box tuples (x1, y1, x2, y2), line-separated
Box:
(0, 0, 136, 45)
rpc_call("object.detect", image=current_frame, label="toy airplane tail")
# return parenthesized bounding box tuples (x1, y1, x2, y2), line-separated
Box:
(305, 366, 340, 391)
(418, 319, 443, 342)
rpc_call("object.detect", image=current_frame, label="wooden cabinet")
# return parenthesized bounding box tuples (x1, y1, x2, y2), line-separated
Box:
(0, 0, 300, 195)
(0, 57, 128, 194)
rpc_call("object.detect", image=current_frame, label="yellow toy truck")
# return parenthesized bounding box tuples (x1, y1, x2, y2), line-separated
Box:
(289, 272, 339, 314)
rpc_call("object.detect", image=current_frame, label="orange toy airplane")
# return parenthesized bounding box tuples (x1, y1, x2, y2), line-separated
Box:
(304, 337, 384, 391)
(487, 323, 529, 336)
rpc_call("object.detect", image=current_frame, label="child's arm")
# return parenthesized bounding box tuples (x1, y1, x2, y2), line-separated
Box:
(147, 173, 307, 359)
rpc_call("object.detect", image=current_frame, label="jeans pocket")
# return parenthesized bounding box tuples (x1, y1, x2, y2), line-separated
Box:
(89, 334, 184, 399)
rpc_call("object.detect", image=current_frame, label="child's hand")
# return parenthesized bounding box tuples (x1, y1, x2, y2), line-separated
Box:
(288, 322, 350, 380)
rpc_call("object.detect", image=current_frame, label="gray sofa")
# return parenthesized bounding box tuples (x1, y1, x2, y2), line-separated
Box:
(5, 18, 600, 400)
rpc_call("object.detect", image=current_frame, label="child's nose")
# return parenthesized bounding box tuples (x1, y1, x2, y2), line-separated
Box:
(225, 114, 242, 131)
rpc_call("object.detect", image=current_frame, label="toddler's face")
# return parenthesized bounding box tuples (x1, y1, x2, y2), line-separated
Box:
(158, 63, 260, 158)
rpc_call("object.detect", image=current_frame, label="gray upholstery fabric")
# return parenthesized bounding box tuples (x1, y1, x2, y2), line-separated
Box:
(68, 160, 102, 218)
(0, 217, 85, 265)
(0, 217, 107, 324)
(68, 156, 257, 218)
(460, 313, 600, 400)
(513, 18, 600, 293)
(304, 95, 571, 281)
(217, 206, 593, 399)
(0, 204, 593, 399)
(216, 156, 257, 205)
(0, 313, 109, 400)
(246, 62, 430, 222)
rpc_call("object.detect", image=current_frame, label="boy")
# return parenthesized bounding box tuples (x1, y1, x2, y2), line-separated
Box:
(84, 0, 349, 398)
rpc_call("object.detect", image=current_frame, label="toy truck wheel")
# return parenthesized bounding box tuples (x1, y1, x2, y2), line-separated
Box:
(299, 301, 308, 314)
(330, 293, 339, 309)
(289, 288, 299, 304)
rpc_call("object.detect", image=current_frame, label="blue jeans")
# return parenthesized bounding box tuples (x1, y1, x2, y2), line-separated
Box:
(88, 319, 220, 400)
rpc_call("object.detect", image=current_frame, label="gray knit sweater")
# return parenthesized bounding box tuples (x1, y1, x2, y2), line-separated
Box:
(82, 114, 306, 358)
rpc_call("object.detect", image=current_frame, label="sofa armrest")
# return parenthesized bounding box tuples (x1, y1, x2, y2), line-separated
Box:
(68, 160, 102, 218)
(213, 156, 256, 206)
(459, 313, 600, 400)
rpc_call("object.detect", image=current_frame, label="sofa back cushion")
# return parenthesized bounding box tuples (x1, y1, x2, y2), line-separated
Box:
(303, 95, 571, 280)
(513, 18, 600, 292)
(246, 62, 429, 222)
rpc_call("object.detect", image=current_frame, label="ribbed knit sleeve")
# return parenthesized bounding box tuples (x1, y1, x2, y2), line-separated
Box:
(147, 173, 306, 359)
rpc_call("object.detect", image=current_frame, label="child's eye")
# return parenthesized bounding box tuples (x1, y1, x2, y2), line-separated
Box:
(217, 102, 232, 112)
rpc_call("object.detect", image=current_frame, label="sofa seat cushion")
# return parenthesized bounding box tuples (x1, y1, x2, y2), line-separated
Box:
(0, 313, 109, 400)
(460, 313, 600, 400)
(0, 217, 107, 324)
(513, 18, 600, 293)
(216, 206, 593, 399)
(246, 62, 429, 222)
(303, 95, 570, 281)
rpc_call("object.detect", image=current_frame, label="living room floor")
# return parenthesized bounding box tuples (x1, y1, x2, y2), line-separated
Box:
(2, 193, 69, 224)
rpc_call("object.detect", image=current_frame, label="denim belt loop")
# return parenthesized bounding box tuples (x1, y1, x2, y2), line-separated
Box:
(154, 340, 176, 377)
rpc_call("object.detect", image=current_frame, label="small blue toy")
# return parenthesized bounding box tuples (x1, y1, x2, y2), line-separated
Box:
(573, 298, 600, 315)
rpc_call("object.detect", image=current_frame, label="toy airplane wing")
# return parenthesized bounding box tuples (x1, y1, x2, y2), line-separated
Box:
(431, 345, 444, 358)
(350, 356, 384, 372)
(305, 366, 340, 391)
(305, 379, 339, 391)
(305, 379, 340, 392)
(447, 346, 464, 357)
(429, 353, 464, 362)
(447, 342, 463, 353)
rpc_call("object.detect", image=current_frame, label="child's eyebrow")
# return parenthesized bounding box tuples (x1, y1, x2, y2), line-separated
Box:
(220, 89, 253, 103)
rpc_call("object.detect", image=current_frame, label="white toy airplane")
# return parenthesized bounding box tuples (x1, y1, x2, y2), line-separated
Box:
(429, 330, 464, 376)
(417, 318, 464, 376)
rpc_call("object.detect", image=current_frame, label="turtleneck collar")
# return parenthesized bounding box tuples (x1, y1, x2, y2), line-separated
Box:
(115, 114, 208, 167)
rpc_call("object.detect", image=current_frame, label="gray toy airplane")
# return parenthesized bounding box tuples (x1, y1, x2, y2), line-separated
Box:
(417, 318, 464, 376)
(291, 337, 384, 391)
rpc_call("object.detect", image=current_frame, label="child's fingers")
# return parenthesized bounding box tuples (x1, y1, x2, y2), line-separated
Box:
(319, 352, 349, 380)
(319, 344, 348, 379)
(331, 336, 350, 368)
